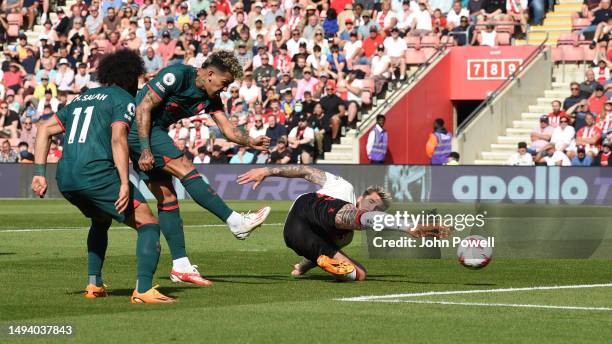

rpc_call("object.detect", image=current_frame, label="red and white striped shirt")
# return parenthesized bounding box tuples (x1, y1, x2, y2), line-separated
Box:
(597, 113, 612, 133)
(547, 111, 567, 128)
(576, 124, 603, 150)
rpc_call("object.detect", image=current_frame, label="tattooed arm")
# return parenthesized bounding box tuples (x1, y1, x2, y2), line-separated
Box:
(135, 89, 163, 171)
(237, 165, 328, 189)
(335, 204, 361, 230)
(211, 111, 271, 151)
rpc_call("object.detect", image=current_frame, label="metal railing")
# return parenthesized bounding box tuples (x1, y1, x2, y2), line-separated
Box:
(456, 32, 550, 135)
(356, 43, 451, 134)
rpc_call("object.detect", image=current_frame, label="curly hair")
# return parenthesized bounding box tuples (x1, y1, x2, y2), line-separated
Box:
(202, 51, 244, 80)
(97, 49, 145, 96)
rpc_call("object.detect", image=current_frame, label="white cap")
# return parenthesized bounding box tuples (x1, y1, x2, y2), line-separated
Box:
(39, 34, 49, 41)
(59, 58, 69, 65)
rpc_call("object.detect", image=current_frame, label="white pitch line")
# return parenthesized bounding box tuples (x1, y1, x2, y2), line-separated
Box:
(373, 299, 612, 311)
(337, 283, 612, 302)
(0, 223, 285, 233)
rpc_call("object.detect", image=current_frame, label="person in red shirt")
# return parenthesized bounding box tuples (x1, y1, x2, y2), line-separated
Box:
(362, 27, 385, 58)
(156, 30, 177, 65)
(588, 84, 608, 115)
(217, 0, 232, 16)
(573, 112, 603, 158)
(547, 100, 567, 128)
(4, 63, 26, 92)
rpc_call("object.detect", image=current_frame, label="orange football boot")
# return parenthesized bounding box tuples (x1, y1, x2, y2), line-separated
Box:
(130, 285, 176, 304)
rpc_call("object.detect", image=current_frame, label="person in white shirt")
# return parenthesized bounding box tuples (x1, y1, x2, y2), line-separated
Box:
(371, 45, 392, 96)
(288, 115, 315, 164)
(477, 24, 497, 47)
(550, 116, 576, 151)
(168, 120, 190, 143)
(286, 29, 308, 57)
(506, 142, 534, 166)
(193, 146, 211, 164)
(239, 73, 261, 109)
(249, 114, 268, 139)
(383, 28, 407, 81)
(343, 31, 364, 68)
(536, 144, 572, 166)
(189, 118, 210, 152)
(411, 1, 433, 36)
(54, 59, 75, 93)
(447, 1, 470, 29)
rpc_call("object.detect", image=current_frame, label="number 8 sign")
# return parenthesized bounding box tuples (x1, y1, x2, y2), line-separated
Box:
(467, 59, 523, 80)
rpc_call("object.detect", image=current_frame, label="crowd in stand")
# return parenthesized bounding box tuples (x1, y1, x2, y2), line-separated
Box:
(0, 0, 558, 164)
(507, 68, 612, 166)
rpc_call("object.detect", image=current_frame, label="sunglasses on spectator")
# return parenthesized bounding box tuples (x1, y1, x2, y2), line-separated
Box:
(560, 120, 568, 123)
(255, 120, 263, 123)
(0, 106, 7, 109)
(275, 33, 282, 36)
(571, 87, 579, 90)
(231, 90, 238, 94)
(303, 71, 311, 74)
(326, 88, 333, 91)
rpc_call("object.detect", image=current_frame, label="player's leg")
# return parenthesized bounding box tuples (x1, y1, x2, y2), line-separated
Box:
(147, 178, 213, 286)
(122, 188, 175, 303)
(61, 190, 112, 298)
(162, 154, 270, 239)
(283, 213, 364, 281)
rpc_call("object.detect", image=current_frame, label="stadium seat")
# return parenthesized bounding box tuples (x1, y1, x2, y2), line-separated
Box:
(551, 47, 564, 63)
(560, 45, 585, 62)
(420, 36, 440, 49)
(405, 36, 421, 50)
(582, 45, 597, 62)
(421, 47, 438, 60)
(497, 32, 512, 46)
(495, 21, 515, 34)
(404, 49, 426, 65)
(556, 32, 577, 46)
(361, 79, 374, 105)
(7, 13, 23, 39)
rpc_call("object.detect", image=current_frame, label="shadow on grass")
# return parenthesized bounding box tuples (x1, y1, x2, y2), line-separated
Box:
(0, 252, 16, 255)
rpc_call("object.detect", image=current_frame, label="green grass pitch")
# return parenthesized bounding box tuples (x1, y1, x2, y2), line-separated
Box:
(1, 199, 612, 343)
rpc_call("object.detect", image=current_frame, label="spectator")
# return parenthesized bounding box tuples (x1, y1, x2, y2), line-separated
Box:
(478, 0, 508, 22)
(143, 47, 164, 76)
(189, 118, 210, 153)
(253, 54, 278, 87)
(176, 138, 194, 161)
(383, 28, 407, 81)
(371, 44, 391, 97)
(296, 68, 319, 100)
(36, 89, 60, 116)
(580, 70, 599, 97)
(0, 140, 18, 163)
(563, 82, 588, 110)
(73, 63, 91, 93)
(358, 10, 381, 39)
(17, 142, 34, 163)
(593, 60, 610, 84)
(582, 0, 612, 37)
(308, 103, 331, 157)
(451, 16, 473, 46)
(588, 84, 608, 115)
(288, 115, 315, 164)
(46, 139, 62, 163)
(157, 30, 177, 65)
(363, 26, 384, 58)
(410, 1, 433, 36)
(209, 144, 229, 164)
(54, 59, 75, 93)
(319, 84, 345, 144)
(594, 141, 612, 166)
(1, 101, 20, 139)
(265, 114, 287, 148)
(193, 146, 210, 163)
(597, 103, 612, 138)
(426, 118, 453, 165)
(535, 144, 571, 166)
(572, 112, 602, 158)
(446, 152, 461, 165)
(366, 115, 388, 164)
(18, 117, 37, 149)
(239, 72, 261, 109)
(571, 146, 594, 166)
(249, 114, 267, 140)
(168, 120, 190, 143)
(548, 100, 567, 127)
(529, 115, 554, 154)
(447, 1, 470, 30)
(268, 137, 292, 164)
(507, 141, 535, 166)
(551, 116, 575, 152)
(230, 145, 254, 164)
(344, 31, 366, 68)
(214, 29, 235, 52)
(276, 72, 297, 97)
(475, 24, 497, 47)
(566, 99, 590, 131)
(235, 42, 253, 71)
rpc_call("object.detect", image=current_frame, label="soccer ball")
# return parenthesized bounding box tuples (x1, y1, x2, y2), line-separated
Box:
(457, 235, 492, 269)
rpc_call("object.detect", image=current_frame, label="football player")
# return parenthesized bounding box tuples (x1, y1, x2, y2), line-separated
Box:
(32, 50, 174, 303)
(130, 51, 271, 285)
(237, 166, 449, 281)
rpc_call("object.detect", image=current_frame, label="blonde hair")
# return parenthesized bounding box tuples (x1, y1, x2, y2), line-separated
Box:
(363, 185, 392, 211)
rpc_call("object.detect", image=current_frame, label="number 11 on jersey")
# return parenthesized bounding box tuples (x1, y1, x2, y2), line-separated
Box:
(67, 106, 94, 144)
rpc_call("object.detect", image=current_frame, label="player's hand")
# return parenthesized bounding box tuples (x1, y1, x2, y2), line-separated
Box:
(138, 149, 155, 171)
(31, 176, 48, 198)
(115, 184, 130, 213)
(237, 168, 269, 190)
(249, 135, 271, 151)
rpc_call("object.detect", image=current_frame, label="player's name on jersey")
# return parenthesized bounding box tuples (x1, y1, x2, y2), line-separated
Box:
(371, 236, 495, 249)
(72, 93, 109, 102)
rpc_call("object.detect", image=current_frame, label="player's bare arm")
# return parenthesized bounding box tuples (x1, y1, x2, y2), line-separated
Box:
(211, 111, 271, 150)
(111, 123, 130, 213)
(31, 116, 64, 197)
(136, 89, 162, 171)
(237, 166, 327, 189)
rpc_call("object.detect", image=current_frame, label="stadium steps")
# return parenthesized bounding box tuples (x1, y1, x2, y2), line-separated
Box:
(515, 0, 582, 46)
(27, 0, 77, 45)
(317, 134, 357, 164)
(475, 67, 572, 165)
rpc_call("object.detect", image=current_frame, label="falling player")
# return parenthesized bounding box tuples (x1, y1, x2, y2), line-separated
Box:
(130, 51, 271, 285)
(31, 49, 174, 303)
(237, 166, 449, 281)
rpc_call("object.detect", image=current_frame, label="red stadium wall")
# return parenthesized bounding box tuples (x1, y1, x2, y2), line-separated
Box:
(359, 46, 539, 164)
